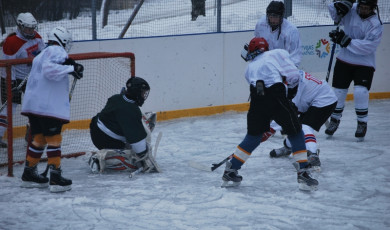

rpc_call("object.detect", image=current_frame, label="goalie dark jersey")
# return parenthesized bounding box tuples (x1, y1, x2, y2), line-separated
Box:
(90, 94, 147, 149)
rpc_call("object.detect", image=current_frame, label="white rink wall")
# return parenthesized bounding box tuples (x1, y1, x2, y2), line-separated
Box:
(72, 24, 390, 113)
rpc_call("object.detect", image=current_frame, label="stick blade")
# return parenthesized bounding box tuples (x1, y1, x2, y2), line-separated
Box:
(188, 161, 212, 172)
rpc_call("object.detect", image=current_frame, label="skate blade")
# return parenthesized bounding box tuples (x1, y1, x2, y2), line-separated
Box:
(20, 181, 49, 188)
(221, 181, 241, 188)
(326, 135, 333, 140)
(299, 183, 318, 191)
(310, 166, 321, 173)
(356, 137, 365, 142)
(50, 185, 72, 193)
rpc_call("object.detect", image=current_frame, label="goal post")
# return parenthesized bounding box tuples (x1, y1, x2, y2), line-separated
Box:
(0, 52, 136, 177)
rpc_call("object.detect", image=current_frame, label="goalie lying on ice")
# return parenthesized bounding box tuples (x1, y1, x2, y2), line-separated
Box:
(88, 77, 160, 173)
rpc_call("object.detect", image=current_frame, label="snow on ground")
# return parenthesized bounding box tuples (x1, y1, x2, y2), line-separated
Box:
(0, 99, 389, 230)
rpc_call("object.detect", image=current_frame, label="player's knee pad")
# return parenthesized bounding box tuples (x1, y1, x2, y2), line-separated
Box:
(45, 134, 62, 147)
(32, 134, 47, 148)
(354, 85, 369, 106)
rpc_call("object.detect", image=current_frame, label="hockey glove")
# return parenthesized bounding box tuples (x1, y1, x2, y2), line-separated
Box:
(71, 63, 84, 79)
(334, 0, 353, 17)
(329, 29, 351, 48)
(62, 58, 76, 66)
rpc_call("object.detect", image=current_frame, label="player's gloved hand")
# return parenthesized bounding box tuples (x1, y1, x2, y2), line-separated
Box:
(334, 0, 353, 16)
(63, 58, 76, 66)
(71, 63, 84, 79)
(329, 29, 351, 47)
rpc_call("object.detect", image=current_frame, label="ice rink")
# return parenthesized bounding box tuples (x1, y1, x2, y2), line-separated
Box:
(0, 99, 389, 230)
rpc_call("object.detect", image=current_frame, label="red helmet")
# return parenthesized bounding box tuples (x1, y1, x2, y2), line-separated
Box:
(248, 37, 269, 53)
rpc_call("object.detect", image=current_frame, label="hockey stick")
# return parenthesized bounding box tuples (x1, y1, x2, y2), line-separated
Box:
(188, 154, 233, 172)
(324, 22, 340, 128)
(69, 77, 78, 101)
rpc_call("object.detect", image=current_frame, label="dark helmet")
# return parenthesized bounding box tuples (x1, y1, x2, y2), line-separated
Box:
(266, 1, 285, 27)
(358, 0, 377, 8)
(125, 77, 150, 107)
(357, 0, 382, 23)
(266, 1, 285, 17)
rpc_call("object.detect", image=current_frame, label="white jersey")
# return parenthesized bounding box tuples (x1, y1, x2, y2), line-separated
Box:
(245, 49, 300, 88)
(254, 15, 302, 67)
(21, 45, 74, 122)
(328, 3, 383, 69)
(1, 30, 45, 80)
(292, 70, 337, 113)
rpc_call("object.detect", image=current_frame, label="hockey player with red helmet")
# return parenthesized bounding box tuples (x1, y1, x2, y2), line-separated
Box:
(223, 37, 318, 191)
(325, 0, 383, 141)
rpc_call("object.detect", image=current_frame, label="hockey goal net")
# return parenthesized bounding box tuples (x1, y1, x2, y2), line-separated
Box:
(0, 52, 135, 176)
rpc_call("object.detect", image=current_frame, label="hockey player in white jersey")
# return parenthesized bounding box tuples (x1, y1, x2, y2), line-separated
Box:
(89, 77, 161, 174)
(223, 37, 318, 191)
(20, 26, 83, 192)
(325, 0, 383, 141)
(254, 1, 302, 67)
(268, 70, 338, 172)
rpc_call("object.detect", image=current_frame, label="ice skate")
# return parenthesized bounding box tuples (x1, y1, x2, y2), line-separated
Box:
(221, 161, 242, 187)
(325, 117, 340, 136)
(269, 139, 291, 158)
(21, 164, 49, 188)
(355, 121, 367, 142)
(307, 150, 321, 172)
(293, 162, 318, 191)
(49, 166, 72, 193)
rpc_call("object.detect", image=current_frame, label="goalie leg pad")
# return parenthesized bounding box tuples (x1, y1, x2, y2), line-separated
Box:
(89, 149, 138, 173)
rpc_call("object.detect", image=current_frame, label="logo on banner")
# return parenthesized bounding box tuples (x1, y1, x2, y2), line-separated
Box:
(315, 39, 331, 58)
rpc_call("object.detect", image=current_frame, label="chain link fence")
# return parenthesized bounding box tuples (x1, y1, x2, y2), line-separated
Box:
(1, 0, 389, 41)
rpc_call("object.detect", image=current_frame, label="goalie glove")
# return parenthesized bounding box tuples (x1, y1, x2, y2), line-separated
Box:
(329, 29, 351, 48)
(334, 0, 354, 17)
(71, 63, 84, 79)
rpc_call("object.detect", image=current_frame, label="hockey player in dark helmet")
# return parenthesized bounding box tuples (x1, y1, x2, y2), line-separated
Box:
(125, 76, 150, 107)
(89, 76, 161, 174)
(266, 1, 285, 30)
(254, 1, 301, 67)
(326, 0, 383, 141)
(357, 0, 382, 22)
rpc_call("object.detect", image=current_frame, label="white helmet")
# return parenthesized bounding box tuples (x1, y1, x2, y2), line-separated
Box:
(16, 12, 37, 39)
(48, 26, 73, 52)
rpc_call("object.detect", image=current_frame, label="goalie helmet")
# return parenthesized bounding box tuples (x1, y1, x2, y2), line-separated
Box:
(126, 77, 150, 107)
(266, 1, 285, 28)
(16, 12, 37, 40)
(48, 26, 73, 52)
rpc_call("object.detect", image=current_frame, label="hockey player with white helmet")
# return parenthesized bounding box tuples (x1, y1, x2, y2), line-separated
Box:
(20, 26, 84, 192)
(268, 70, 338, 172)
(0, 12, 45, 147)
(224, 37, 318, 191)
(254, 1, 302, 67)
(89, 76, 161, 174)
(325, 0, 383, 141)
